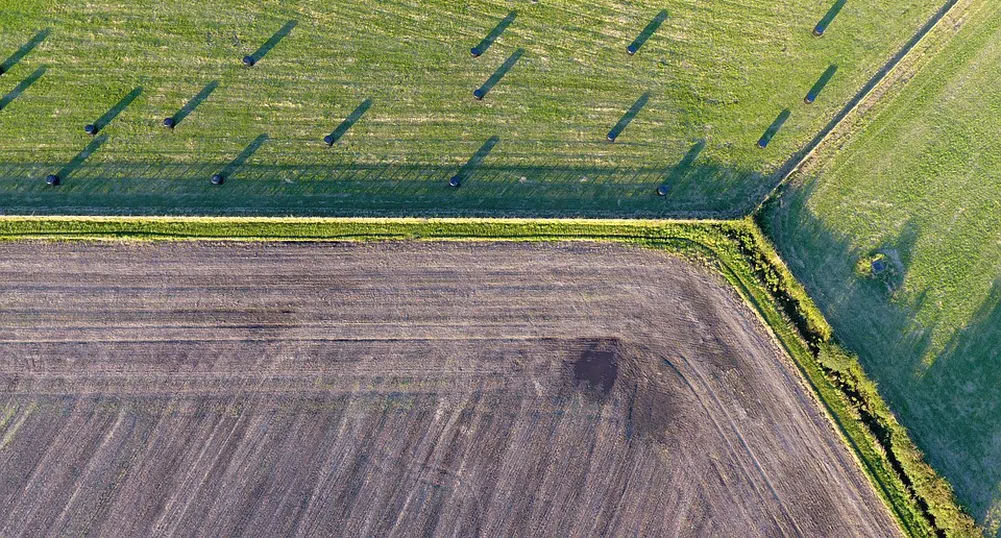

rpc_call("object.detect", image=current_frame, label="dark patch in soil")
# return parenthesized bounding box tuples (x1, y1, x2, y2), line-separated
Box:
(572, 339, 619, 396)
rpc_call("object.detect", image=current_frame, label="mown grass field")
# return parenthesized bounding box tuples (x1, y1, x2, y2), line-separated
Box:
(764, 0, 1001, 533)
(0, 0, 941, 217)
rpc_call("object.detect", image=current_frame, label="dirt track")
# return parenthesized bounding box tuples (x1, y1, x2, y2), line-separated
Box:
(0, 241, 901, 537)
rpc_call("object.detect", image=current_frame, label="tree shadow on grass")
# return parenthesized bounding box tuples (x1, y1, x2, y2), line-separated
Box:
(921, 282, 1001, 531)
(0, 28, 49, 75)
(759, 176, 1001, 530)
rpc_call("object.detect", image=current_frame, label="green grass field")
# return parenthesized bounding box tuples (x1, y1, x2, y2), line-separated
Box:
(764, 0, 1001, 533)
(0, 0, 941, 217)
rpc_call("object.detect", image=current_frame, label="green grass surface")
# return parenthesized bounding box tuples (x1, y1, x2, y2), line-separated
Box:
(764, 0, 1001, 533)
(0, 0, 941, 217)
(0, 215, 979, 537)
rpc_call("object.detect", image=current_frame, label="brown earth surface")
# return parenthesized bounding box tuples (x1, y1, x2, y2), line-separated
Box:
(0, 241, 901, 537)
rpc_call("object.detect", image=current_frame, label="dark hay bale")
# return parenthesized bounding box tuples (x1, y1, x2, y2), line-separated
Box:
(211, 173, 224, 185)
(242, 55, 256, 67)
(449, 175, 461, 188)
(656, 184, 669, 196)
(163, 117, 176, 128)
(45, 174, 59, 186)
(84, 124, 97, 135)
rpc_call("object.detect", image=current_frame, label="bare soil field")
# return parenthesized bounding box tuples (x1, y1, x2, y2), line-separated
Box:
(0, 241, 900, 537)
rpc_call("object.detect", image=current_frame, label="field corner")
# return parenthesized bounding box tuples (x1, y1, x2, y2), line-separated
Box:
(0, 214, 979, 537)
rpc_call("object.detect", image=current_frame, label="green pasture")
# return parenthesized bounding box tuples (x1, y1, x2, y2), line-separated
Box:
(0, 0, 940, 216)
(764, 0, 1001, 533)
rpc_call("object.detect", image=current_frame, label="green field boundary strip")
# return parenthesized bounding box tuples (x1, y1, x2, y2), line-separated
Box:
(0, 215, 978, 537)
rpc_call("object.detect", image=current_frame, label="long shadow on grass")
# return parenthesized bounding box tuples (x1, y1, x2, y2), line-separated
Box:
(814, 0, 847, 36)
(0, 156, 761, 218)
(0, 28, 49, 75)
(90, 86, 142, 133)
(0, 66, 46, 111)
(217, 134, 269, 180)
(246, 20, 297, 65)
(51, 135, 108, 183)
(757, 109, 790, 149)
(627, 10, 668, 54)
(325, 99, 372, 145)
(449, 136, 499, 187)
(658, 139, 705, 195)
(471, 11, 516, 57)
(474, 48, 523, 99)
(607, 92, 650, 142)
(805, 65, 838, 104)
(168, 81, 218, 127)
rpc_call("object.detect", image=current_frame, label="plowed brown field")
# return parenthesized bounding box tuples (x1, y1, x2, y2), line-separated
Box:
(0, 241, 900, 537)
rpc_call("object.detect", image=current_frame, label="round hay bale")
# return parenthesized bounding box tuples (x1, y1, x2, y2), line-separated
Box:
(470, 47, 482, 57)
(323, 134, 334, 146)
(45, 174, 59, 186)
(626, 44, 638, 55)
(84, 124, 97, 135)
(473, 89, 485, 100)
(656, 184, 669, 196)
(449, 175, 461, 188)
(211, 173, 224, 185)
(242, 55, 256, 67)
(163, 117, 176, 129)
